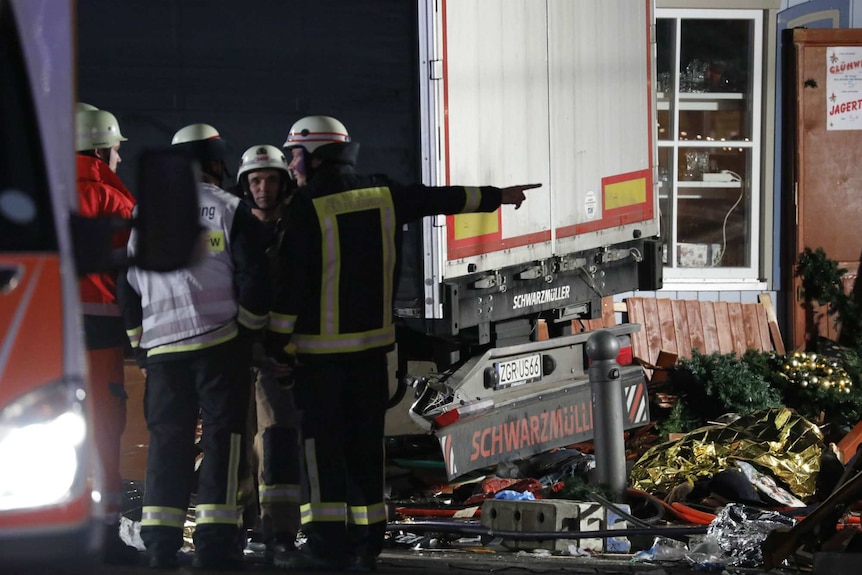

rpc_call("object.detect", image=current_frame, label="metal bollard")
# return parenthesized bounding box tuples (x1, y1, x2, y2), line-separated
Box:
(587, 330, 626, 498)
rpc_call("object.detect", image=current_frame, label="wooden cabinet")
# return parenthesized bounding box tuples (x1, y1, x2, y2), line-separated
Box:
(783, 28, 862, 350)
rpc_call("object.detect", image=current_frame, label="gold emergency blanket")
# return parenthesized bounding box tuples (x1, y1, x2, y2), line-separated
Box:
(630, 408, 823, 499)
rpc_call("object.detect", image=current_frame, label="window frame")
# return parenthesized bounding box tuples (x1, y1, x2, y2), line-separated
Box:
(656, 8, 765, 287)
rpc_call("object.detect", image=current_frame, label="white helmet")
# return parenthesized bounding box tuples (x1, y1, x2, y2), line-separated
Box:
(75, 110, 127, 152)
(76, 102, 99, 112)
(283, 115, 350, 154)
(237, 145, 289, 182)
(171, 123, 222, 146)
(170, 123, 230, 167)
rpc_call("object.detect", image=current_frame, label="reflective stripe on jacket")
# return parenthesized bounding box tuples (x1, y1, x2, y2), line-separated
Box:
(268, 157, 502, 361)
(123, 182, 270, 355)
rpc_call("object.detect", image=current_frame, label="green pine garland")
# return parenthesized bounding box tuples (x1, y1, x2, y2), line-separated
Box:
(658, 348, 862, 442)
(658, 248, 862, 441)
(656, 248, 862, 441)
(658, 349, 782, 439)
(796, 247, 862, 350)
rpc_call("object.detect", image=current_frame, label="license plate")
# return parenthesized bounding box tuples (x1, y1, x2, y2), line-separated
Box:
(495, 354, 542, 388)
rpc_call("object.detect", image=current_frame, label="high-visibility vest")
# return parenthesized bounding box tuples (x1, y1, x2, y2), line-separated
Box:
(127, 183, 242, 354)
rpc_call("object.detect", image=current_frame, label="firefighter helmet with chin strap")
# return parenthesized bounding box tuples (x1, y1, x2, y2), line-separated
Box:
(236, 145, 293, 209)
(75, 110, 127, 152)
(282, 115, 350, 154)
(237, 145, 290, 181)
(171, 123, 231, 182)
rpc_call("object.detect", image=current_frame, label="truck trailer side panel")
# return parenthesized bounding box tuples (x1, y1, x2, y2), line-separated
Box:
(434, 0, 657, 279)
(399, 0, 659, 477)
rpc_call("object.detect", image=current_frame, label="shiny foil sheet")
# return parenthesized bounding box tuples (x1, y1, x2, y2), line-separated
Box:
(706, 504, 796, 567)
(630, 408, 823, 499)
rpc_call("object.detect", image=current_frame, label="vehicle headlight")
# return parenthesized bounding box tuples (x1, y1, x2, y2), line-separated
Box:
(0, 380, 89, 511)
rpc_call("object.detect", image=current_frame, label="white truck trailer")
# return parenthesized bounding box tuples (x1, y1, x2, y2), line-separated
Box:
(390, 0, 661, 480)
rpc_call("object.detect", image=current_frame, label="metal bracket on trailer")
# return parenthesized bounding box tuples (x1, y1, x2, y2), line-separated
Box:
(407, 324, 649, 480)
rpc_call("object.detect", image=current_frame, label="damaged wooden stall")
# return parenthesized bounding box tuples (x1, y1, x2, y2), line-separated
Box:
(538, 294, 785, 371)
(613, 295, 785, 376)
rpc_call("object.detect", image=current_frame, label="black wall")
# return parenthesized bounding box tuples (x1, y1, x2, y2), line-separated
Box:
(77, 0, 421, 194)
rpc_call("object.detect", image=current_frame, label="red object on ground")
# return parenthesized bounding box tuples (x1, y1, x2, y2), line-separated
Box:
(395, 507, 481, 518)
(837, 422, 862, 464)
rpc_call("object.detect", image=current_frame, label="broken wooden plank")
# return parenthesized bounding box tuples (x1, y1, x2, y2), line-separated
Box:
(536, 319, 549, 341)
(626, 297, 651, 366)
(577, 296, 617, 333)
(700, 301, 720, 355)
(754, 303, 773, 353)
(642, 297, 662, 366)
(685, 300, 706, 355)
(758, 293, 786, 355)
(713, 301, 734, 355)
(647, 350, 679, 384)
(742, 303, 762, 353)
(672, 299, 692, 360)
(836, 421, 862, 464)
(600, 295, 616, 327)
(656, 298, 678, 356)
(726, 302, 747, 356)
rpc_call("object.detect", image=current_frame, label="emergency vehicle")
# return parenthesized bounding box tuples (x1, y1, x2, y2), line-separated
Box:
(0, 0, 198, 569)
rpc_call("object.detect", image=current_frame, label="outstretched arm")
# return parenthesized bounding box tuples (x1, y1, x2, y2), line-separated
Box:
(393, 180, 543, 221)
(500, 183, 542, 209)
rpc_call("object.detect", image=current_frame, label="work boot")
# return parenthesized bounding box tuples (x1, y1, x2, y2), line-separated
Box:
(273, 548, 345, 572)
(191, 552, 245, 571)
(264, 535, 296, 563)
(103, 524, 140, 565)
(346, 554, 378, 572)
(146, 550, 179, 569)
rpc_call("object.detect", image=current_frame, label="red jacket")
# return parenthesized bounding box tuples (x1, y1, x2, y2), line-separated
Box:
(76, 154, 135, 312)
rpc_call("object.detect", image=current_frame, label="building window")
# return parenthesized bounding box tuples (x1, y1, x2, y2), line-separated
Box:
(657, 9, 763, 283)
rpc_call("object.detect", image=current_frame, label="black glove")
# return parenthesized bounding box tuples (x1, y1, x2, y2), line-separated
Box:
(264, 333, 293, 365)
(133, 346, 148, 370)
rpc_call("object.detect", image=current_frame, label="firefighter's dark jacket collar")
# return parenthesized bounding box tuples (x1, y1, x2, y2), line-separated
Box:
(313, 141, 360, 167)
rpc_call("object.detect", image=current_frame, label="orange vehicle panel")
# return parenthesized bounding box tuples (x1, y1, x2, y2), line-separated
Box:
(0, 254, 65, 407)
(0, 490, 93, 530)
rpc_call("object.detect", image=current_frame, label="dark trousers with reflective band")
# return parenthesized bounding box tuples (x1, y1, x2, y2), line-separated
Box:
(293, 353, 389, 561)
(251, 367, 301, 541)
(140, 338, 251, 558)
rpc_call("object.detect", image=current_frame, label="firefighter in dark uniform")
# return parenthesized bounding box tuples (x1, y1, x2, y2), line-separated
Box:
(118, 123, 270, 570)
(267, 115, 540, 572)
(235, 144, 302, 560)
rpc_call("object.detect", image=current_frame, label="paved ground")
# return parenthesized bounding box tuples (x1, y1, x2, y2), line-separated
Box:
(80, 547, 785, 575)
(66, 528, 798, 575)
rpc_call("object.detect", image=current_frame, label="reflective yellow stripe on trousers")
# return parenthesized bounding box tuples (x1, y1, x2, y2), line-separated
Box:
(347, 503, 387, 525)
(259, 483, 300, 504)
(195, 432, 243, 525)
(300, 437, 346, 524)
(141, 506, 186, 529)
